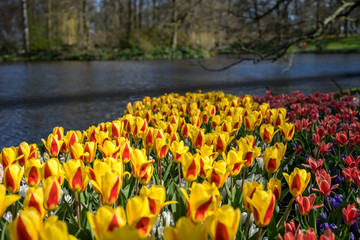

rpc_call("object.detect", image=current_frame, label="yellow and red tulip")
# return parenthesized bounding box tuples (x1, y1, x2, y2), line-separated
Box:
(263, 146, 281, 174)
(190, 127, 205, 149)
(155, 138, 169, 159)
(42, 134, 62, 157)
(206, 160, 232, 188)
(237, 138, 261, 169)
(61, 130, 83, 153)
(267, 178, 282, 201)
(164, 217, 207, 240)
(170, 140, 189, 164)
(139, 185, 177, 215)
(43, 176, 61, 211)
(211, 115, 222, 128)
(81, 141, 97, 164)
(143, 127, 155, 154)
(243, 181, 263, 212)
(132, 117, 147, 139)
(24, 159, 42, 187)
(23, 186, 47, 219)
(279, 122, 295, 142)
(247, 189, 276, 227)
(222, 149, 244, 177)
(182, 152, 200, 182)
(52, 126, 64, 141)
(139, 164, 154, 185)
(1, 147, 20, 168)
(213, 132, 233, 154)
(40, 215, 77, 240)
(283, 167, 311, 197)
(17, 142, 38, 166)
(206, 205, 241, 240)
(41, 158, 64, 185)
(69, 142, 89, 160)
(110, 120, 124, 139)
(117, 138, 131, 164)
(87, 206, 127, 240)
(4, 163, 24, 194)
(63, 159, 89, 193)
(98, 140, 120, 159)
(87, 159, 111, 194)
(130, 148, 155, 179)
(96, 171, 122, 205)
(0, 184, 21, 218)
(126, 196, 157, 237)
(259, 124, 278, 144)
(7, 209, 42, 240)
(244, 111, 262, 132)
(180, 182, 222, 223)
(198, 155, 214, 179)
(84, 126, 98, 143)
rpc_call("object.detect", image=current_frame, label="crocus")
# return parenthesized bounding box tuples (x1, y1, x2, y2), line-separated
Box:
(247, 189, 275, 227)
(206, 205, 241, 240)
(296, 194, 323, 216)
(283, 168, 311, 197)
(180, 181, 222, 223)
(163, 217, 207, 240)
(4, 163, 24, 194)
(87, 206, 127, 240)
(342, 204, 360, 226)
(0, 184, 21, 218)
(7, 209, 42, 240)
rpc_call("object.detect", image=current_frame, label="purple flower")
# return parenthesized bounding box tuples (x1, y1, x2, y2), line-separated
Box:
(324, 194, 343, 211)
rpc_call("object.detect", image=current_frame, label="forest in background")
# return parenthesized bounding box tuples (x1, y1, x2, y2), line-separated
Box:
(0, 0, 360, 61)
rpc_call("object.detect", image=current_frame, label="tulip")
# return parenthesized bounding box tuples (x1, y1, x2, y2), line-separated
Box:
(23, 186, 47, 219)
(17, 142, 37, 166)
(1, 147, 19, 168)
(319, 141, 332, 155)
(190, 127, 205, 149)
(102, 225, 150, 240)
(302, 157, 324, 174)
(267, 178, 282, 201)
(283, 168, 311, 197)
(263, 146, 281, 174)
(4, 163, 24, 194)
(84, 126, 98, 143)
(95, 130, 110, 146)
(342, 204, 360, 226)
(87, 206, 127, 240)
(198, 155, 215, 179)
(139, 164, 153, 186)
(41, 158, 64, 185)
(42, 134, 62, 157)
(41, 216, 77, 240)
(0, 184, 21, 218)
(182, 152, 200, 182)
(164, 217, 207, 240)
(213, 132, 233, 154)
(247, 189, 275, 227)
(222, 149, 244, 177)
(42, 176, 61, 211)
(132, 117, 147, 139)
(259, 124, 278, 144)
(244, 111, 262, 132)
(296, 194, 323, 216)
(180, 182, 222, 223)
(61, 130, 83, 153)
(63, 159, 89, 193)
(69, 142, 89, 160)
(7, 209, 42, 240)
(110, 120, 124, 139)
(24, 159, 42, 187)
(101, 171, 123, 205)
(139, 185, 177, 215)
(243, 181, 263, 212)
(206, 205, 240, 240)
(342, 167, 353, 183)
(331, 131, 348, 147)
(196, 144, 218, 159)
(81, 141, 97, 164)
(155, 138, 169, 159)
(279, 122, 295, 142)
(87, 160, 111, 193)
(320, 229, 335, 240)
(130, 149, 155, 179)
(343, 154, 360, 168)
(52, 126, 64, 140)
(116, 137, 131, 164)
(313, 169, 338, 197)
(170, 140, 189, 164)
(126, 196, 157, 237)
(220, 120, 232, 134)
(237, 138, 261, 169)
(98, 140, 120, 159)
(278, 221, 316, 240)
(180, 123, 191, 138)
(211, 115, 222, 128)
(206, 160, 232, 188)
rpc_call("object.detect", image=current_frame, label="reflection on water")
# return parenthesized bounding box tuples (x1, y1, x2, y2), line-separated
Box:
(0, 54, 359, 147)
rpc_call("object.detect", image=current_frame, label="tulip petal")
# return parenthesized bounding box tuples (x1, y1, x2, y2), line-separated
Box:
(195, 196, 213, 220)
(215, 222, 229, 240)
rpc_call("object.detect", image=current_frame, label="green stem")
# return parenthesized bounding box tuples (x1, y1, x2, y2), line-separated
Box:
(304, 215, 310, 229)
(178, 163, 182, 187)
(244, 213, 251, 239)
(231, 177, 234, 202)
(75, 192, 81, 229)
(256, 227, 263, 240)
(277, 197, 295, 228)
(135, 179, 139, 196)
(12, 203, 15, 221)
(326, 196, 332, 212)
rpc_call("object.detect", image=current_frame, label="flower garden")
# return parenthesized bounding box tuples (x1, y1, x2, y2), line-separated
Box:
(0, 89, 359, 240)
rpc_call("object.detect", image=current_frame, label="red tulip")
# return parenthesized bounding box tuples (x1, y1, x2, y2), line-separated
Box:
(319, 141, 332, 156)
(331, 131, 348, 147)
(296, 194, 323, 216)
(342, 204, 360, 226)
(319, 229, 335, 240)
(313, 169, 338, 197)
(343, 154, 360, 168)
(302, 157, 324, 174)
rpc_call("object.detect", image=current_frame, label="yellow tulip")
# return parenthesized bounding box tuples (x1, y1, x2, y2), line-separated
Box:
(109, 120, 124, 139)
(182, 152, 200, 182)
(170, 140, 189, 164)
(243, 181, 263, 212)
(0, 184, 21, 218)
(263, 146, 281, 174)
(279, 122, 295, 142)
(23, 186, 47, 219)
(24, 159, 42, 187)
(69, 142, 89, 160)
(206, 160, 232, 188)
(41, 158, 64, 185)
(52, 126, 64, 141)
(87, 206, 126, 240)
(259, 124, 279, 144)
(267, 178, 282, 201)
(81, 141, 97, 164)
(126, 196, 157, 237)
(42, 176, 61, 211)
(61, 130, 83, 153)
(40, 215, 77, 240)
(206, 205, 241, 240)
(130, 149, 154, 179)
(155, 138, 169, 159)
(7, 209, 42, 240)
(17, 142, 38, 166)
(247, 189, 276, 227)
(103, 225, 151, 240)
(139, 185, 177, 215)
(4, 163, 24, 193)
(213, 132, 233, 154)
(180, 182, 222, 223)
(164, 217, 207, 240)
(1, 147, 20, 168)
(222, 149, 244, 177)
(42, 134, 62, 157)
(63, 159, 89, 193)
(98, 140, 120, 159)
(283, 168, 311, 197)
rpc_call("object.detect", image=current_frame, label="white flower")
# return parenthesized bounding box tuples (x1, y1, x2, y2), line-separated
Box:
(248, 224, 258, 238)
(240, 212, 248, 226)
(19, 184, 29, 198)
(3, 211, 13, 223)
(256, 157, 264, 171)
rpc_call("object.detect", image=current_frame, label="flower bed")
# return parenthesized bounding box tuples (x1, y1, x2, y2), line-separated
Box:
(0, 90, 359, 240)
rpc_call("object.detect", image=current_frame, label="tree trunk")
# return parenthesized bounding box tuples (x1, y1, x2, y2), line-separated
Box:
(171, 0, 178, 49)
(139, 0, 143, 29)
(152, 0, 157, 27)
(82, 0, 90, 48)
(127, 0, 132, 41)
(48, 0, 52, 48)
(21, 0, 30, 53)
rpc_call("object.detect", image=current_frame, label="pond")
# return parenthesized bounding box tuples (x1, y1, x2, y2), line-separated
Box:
(0, 54, 359, 148)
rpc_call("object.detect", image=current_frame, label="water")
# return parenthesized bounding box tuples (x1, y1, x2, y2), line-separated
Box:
(0, 54, 359, 148)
